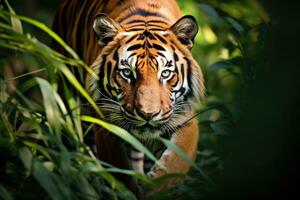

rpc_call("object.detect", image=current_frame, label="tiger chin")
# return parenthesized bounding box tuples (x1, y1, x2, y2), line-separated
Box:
(52, 0, 205, 196)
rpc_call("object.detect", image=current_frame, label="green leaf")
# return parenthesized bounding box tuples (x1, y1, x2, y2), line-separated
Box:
(3, 0, 23, 34)
(19, 147, 73, 200)
(16, 15, 77, 60)
(80, 115, 157, 162)
(0, 113, 14, 142)
(0, 184, 13, 200)
(54, 91, 79, 140)
(36, 78, 62, 136)
(59, 65, 103, 117)
(0, 10, 98, 81)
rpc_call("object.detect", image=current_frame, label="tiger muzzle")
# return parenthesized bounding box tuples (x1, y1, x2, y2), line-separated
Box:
(135, 84, 161, 121)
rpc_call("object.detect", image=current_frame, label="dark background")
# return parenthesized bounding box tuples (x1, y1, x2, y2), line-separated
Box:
(223, 1, 300, 199)
(2, 0, 300, 199)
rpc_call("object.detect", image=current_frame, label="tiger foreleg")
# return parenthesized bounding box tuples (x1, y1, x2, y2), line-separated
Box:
(147, 118, 199, 191)
(94, 127, 142, 196)
(130, 149, 145, 174)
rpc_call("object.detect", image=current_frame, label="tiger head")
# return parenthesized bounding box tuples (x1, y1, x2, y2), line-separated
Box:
(86, 14, 205, 140)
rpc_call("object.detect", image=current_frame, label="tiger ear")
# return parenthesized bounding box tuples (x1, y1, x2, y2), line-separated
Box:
(170, 15, 198, 49)
(93, 13, 121, 46)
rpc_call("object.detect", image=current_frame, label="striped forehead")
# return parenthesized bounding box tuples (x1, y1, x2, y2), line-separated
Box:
(119, 30, 173, 70)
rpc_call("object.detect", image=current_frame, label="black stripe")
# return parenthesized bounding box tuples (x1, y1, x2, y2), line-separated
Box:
(112, 47, 121, 88)
(154, 33, 167, 44)
(126, 28, 145, 31)
(103, 47, 119, 98)
(179, 64, 187, 95)
(137, 34, 145, 40)
(166, 61, 173, 68)
(135, 8, 164, 17)
(185, 57, 193, 98)
(170, 74, 178, 87)
(124, 19, 146, 24)
(126, 23, 146, 29)
(147, 20, 168, 24)
(113, 46, 119, 60)
(153, 43, 166, 51)
(124, 111, 138, 120)
(106, 61, 113, 86)
(147, 24, 165, 28)
(157, 52, 166, 58)
(137, 61, 145, 68)
(126, 20, 167, 29)
(142, 30, 151, 38)
(160, 115, 171, 122)
(127, 44, 143, 51)
(130, 158, 144, 161)
(180, 63, 185, 82)
(104, 62, 115, 98)
(129, 52, 137, 58)
(174, 52, 179, 62)
(119, 8, 167, 23)
(125, 34, 139, 44)
(149, 59, 158, 70)
(146, 42, 153, 48)
(98, 55, 107, 91)
(172, 64, 185, 95)
(161, 109, 172, 117)
(148, 28, 164, 31)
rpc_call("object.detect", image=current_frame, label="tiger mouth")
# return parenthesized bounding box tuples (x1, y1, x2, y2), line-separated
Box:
(130, 124, 162, 140)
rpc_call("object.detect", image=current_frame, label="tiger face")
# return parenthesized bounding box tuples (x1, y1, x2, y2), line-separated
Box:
(87, 14, 205, 140)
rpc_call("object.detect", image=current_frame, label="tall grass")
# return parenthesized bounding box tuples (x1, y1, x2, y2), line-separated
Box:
(0, 2, 152, 199)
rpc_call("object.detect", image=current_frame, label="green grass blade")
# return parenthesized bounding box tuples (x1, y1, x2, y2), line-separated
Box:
(0, 11, 98, 80)
(54, 92, 78, 139)
(36, 78, 62, 136)
(80, 115, 157, 162)
(0, 113, 15, 142)
(60, 82, 84, 143)
(59, 65, 103, 117)
(16, 15, 78, 60)
(0, 184, 13, 200)
(159, 138, 215, 186)
(19, 147, 73, 200)
(3, 0, 23, 34)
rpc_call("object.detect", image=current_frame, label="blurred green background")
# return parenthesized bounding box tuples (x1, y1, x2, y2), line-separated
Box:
(1, 0, 299, 199)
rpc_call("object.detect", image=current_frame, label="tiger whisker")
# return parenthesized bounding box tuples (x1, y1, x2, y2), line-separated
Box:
(96, 89, 122, 106)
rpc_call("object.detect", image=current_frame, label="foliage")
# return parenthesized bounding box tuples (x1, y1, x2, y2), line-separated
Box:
(0, 1, 148, 199)
(0, 0, 276, 199)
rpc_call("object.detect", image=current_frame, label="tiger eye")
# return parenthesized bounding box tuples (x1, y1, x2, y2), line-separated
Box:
(161, 70, 172, 79)
(123, 69, 131, 77)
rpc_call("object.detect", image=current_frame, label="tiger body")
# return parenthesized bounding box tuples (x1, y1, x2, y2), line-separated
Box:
(53, 0, 205, 194)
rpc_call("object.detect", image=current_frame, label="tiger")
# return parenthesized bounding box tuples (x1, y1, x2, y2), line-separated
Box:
(52, 0, 205, 195)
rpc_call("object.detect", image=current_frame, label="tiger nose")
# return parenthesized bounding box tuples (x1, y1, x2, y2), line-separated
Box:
(137, 107, 161, 121)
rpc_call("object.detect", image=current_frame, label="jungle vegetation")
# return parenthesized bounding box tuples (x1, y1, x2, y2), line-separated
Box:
(0, 0, 299, 199)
